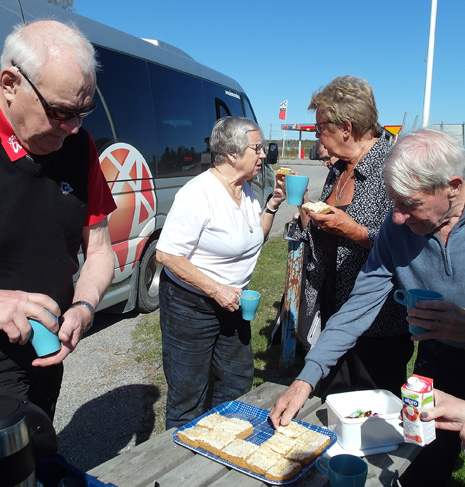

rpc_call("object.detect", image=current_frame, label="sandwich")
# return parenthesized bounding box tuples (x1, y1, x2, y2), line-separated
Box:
(301, 201, 331, 214)
(275, 167, 293, 181)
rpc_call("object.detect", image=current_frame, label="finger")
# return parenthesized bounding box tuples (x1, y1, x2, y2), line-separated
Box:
(26, 294, 61, 318)
(268, 406, 284, 428)
(32, 346, 68, 367)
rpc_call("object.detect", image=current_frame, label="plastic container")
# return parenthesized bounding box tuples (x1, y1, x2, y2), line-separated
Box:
(36, 454, 118, 487)
(326, 389, 404, 453)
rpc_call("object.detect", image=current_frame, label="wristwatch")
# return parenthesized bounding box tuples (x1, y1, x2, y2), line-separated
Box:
(70, 301, 95, 330)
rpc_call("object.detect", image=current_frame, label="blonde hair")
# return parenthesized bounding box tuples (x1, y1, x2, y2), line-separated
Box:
(308, 75, 379, 137)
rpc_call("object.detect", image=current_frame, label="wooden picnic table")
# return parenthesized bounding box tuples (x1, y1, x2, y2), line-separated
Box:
(88, 382, 420, 487)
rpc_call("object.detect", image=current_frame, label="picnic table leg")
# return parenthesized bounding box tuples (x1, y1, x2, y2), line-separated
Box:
(280, 239, 304, 369)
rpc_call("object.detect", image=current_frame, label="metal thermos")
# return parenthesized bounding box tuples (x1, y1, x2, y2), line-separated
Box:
(0, 396, 36, 487)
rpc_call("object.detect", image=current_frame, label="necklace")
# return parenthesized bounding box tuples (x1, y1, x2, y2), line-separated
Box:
(334, 141, 372, 206)
(214, 166, 241, 201)
(214, 167, 254, 233)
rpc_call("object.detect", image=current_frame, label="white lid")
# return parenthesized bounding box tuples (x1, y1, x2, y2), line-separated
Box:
(407, 377, 422, 391)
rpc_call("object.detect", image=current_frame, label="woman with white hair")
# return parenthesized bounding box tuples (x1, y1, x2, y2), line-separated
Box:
(156, 116, 285, 428)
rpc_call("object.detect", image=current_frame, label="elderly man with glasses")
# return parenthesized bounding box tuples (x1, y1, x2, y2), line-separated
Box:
(0, 19, 116, 428)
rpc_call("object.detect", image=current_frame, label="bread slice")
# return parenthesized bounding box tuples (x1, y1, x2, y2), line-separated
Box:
(265, 457, 302, 482)
(196, 413, 226, 430)
(197, 414, 253, 439)
(246, 445, 282, 475)
(197, 429, 237, 456)
(301, 201, 331, 214)
(285, 429, 331, 465)
(219, 438, 259, 469)
(275, 167, 293, 181)
(219, 417, 253, 439)
(177, 426, 211, 449)
(262, 432, 296, 455)
(276, 421, 309, 439)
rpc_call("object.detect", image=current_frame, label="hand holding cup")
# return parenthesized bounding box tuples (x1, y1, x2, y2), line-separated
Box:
(394, 288, 444, 334)
(239, 290, 260, 321)
(29, 310, 61, 357)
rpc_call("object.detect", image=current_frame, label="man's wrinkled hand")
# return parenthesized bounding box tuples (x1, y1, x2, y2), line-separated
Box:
(269, 380, 313, 428)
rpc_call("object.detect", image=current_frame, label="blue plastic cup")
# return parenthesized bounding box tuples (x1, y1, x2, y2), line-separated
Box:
(239, 290, 260, 321)
(317, 454, 368, 487)
(394, 288, 444, 334)
(29, 312, 61, 357)
(285, 174, 309, 205)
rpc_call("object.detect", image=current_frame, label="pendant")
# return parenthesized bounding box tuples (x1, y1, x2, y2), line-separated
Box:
(249, 227, 253, 233)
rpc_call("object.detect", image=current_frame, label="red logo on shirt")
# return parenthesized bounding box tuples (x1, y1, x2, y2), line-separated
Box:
(8, 135, 22, 154)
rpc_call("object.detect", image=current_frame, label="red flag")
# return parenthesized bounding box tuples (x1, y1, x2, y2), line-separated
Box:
(279, 100, 287, 120)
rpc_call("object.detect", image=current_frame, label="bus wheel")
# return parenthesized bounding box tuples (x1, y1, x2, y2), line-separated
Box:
(136, 239, 161, 313)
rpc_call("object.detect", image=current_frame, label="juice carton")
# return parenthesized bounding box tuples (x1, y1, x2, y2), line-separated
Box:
(401, 374, 436, 446)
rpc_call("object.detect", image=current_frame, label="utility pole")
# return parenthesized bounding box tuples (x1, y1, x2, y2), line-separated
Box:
(422, 0, 437, 128)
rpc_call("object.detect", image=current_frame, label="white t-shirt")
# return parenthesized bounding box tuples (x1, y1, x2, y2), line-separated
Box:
(157, 170, 264, 289)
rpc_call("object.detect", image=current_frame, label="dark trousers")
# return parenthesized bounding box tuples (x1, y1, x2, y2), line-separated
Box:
(0, 337, 63, 420)
(401, 340, 465, 487)
(159, 272, 254, 429)
(319, 334, 414, 401)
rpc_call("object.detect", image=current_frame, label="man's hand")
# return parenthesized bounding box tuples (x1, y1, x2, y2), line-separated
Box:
(32, 305, 91, 367)
(0, 290, 60, 345)
(269, 380, 313, 428)
(408, 300, 465, 343)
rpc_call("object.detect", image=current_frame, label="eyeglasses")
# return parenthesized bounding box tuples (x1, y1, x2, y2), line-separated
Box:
(12, 62, 97, 121)
(315, 121, 333, 135)
(247, 143, 264, 154)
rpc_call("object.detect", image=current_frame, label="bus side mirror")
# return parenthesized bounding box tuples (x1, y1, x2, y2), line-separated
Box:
(266, 143, 278, 165)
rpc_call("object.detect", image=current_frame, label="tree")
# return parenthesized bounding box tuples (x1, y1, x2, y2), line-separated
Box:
(45, 0, 75, 10)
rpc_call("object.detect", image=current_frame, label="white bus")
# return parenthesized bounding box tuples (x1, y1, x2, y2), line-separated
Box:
(0, 0, 278, 313)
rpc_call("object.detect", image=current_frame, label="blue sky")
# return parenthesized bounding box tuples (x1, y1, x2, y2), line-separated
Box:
(74, 0, 464, 140)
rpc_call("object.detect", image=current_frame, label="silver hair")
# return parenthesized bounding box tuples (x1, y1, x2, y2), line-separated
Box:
(383, 129, 465, 197)
(1, 20, 98, 85)
(210, 116, 263, 165)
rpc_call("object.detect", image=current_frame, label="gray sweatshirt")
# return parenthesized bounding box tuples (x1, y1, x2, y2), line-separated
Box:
(298, 208, 465, 388)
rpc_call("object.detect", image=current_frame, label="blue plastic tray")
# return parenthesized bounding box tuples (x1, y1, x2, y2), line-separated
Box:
(173, 401, 337, 485)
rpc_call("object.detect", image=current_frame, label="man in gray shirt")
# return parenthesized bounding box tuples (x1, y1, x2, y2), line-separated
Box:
(270, 128, 465, 486)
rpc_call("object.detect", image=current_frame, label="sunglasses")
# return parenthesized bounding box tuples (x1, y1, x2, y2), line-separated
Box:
(12, 62, 97, 121)
(247, 143, 264, 154)
(315, 121, 333, 135)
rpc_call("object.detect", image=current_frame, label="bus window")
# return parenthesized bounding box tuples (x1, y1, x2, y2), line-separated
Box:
(203, 81, 245, 130)
(89, 47, 156, 167)
(148, 63, 210, 178)
(242, 95, 257, 123)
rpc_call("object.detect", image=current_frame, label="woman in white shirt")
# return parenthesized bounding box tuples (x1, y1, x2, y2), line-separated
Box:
(156, 117, 285, 428)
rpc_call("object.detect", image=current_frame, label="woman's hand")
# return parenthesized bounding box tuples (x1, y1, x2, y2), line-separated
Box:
(268, 179, 286, 210)
(214, 284, 242, 312)
(308, 205, 369, 248)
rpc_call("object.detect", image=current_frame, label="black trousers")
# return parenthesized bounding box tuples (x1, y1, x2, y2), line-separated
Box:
(0, 336, 63, 420)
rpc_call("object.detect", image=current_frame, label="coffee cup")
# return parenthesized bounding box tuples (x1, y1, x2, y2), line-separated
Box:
(285, 174, 309, 205)
(29, 311, 61, 357)
(239, 290, 260, 321)
(394, 288, 444, 334)
(316, 454, 368, 487)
